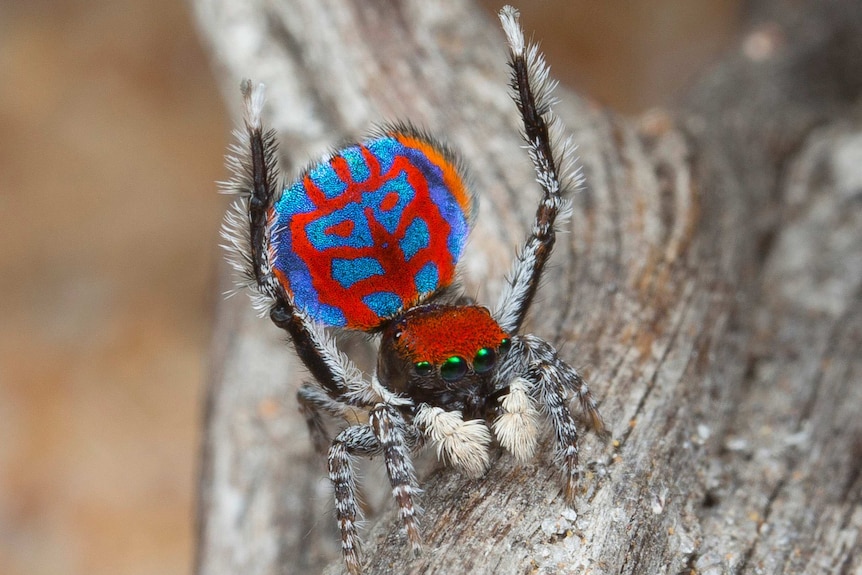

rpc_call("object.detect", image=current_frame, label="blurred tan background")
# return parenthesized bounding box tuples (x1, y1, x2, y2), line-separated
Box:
(0, 1, 738, 574)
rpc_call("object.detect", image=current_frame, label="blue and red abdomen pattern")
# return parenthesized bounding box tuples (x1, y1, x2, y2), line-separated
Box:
(270, 131, 473, 330)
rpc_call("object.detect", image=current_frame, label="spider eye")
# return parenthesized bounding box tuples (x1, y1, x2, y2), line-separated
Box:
(393, 330, 403, 341)
(499, 338, 511, 352)
(414, 361, 432, 376)
(473, 347, 496, 373)
(440, 356, 467, 382)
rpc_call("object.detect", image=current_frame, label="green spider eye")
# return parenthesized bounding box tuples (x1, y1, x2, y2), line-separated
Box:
(499, 338, 511, 352)
(414, 361, 433, 376)
(440, 356, 467, 382)
(473, 347, 496, 374)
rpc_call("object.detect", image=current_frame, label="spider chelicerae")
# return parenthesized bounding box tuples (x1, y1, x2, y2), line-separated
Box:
(221, 6, 605, 574)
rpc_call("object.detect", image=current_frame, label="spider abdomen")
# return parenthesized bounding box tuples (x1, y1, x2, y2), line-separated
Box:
(268, 129, 475, 330)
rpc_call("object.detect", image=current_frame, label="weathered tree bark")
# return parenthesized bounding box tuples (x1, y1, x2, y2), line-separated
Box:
(191, 1, 862, 574)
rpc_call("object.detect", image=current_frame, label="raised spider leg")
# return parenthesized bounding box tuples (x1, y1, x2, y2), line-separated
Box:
(222, 80, 372, 401)
(494, 8, 579, 334)
(226, 84, 426, 572)
(497, 335, 604, 505)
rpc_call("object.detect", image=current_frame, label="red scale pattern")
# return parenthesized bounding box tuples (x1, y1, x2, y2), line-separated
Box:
(394, 306, 509, 364)
(273, 142, 466, 330)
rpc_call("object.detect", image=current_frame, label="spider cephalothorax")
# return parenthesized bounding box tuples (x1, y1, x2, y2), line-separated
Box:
(378, 305, 510, 410)
(222, 6, 605, 575)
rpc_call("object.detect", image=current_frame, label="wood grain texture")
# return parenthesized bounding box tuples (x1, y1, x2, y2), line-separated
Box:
(191, 1, 862, 573)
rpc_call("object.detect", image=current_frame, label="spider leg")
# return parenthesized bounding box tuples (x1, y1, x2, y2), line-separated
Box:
(222, 81, 375, 403)
(298, 382, 374, 454)
(519, 334, 605, 436)
(369, 403, 423, 556)
(298, 383, 332, 454)
(498, 335, 604, 505)
(329, 424, 380, 575)
(414, 404, 492, 477)
(494, 8, 581, 334)
(328, 404, 421, 575)
(529, 360, 582, 505)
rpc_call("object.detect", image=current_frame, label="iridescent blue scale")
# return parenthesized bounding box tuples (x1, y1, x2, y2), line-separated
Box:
(268, 131, 473, 330)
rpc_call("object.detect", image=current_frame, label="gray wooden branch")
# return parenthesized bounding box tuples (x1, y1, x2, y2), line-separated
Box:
(191, 1, 862, 573)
